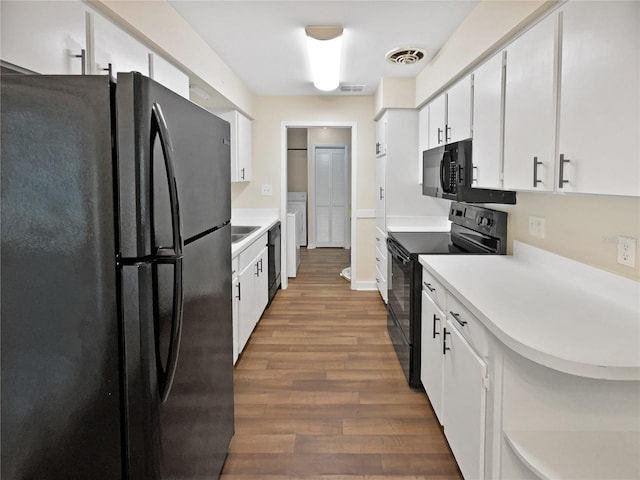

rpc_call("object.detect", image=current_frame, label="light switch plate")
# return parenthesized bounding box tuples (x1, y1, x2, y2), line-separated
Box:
(528, 216, 545, 239)
(617, 236, 636, 267)
(261, 184, 273, 196)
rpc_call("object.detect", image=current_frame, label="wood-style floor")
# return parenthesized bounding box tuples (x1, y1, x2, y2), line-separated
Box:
(221, 247, 462, 479)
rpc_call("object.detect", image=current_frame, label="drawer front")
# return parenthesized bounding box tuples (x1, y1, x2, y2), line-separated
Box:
(422, 267, 446, 310)
(375, 246, 388, 282)
(446, 294, 488, 355)
(375, 228, 387, 254)
(376, 266, 387, 303)
(238, 233, 268, 271)
(232, 256, 239, 278)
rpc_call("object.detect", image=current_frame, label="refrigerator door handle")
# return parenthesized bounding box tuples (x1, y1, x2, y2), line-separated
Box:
(158, 256, 184, 403)
(151, 102, 183, 258)
(151, 102, 184, 403)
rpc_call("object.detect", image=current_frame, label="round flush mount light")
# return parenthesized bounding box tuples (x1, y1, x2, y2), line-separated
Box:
(385, 47, 426, 65)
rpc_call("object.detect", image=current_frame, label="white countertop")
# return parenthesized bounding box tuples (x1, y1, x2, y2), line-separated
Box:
(419, 241, 640, 380)
(231, 211, 279, 258)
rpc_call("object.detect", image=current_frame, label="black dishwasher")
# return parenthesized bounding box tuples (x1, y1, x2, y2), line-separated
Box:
(267, 222, 281, 304)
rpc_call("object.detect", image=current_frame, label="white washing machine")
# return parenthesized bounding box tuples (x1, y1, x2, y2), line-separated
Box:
(287, 191, 307, 246)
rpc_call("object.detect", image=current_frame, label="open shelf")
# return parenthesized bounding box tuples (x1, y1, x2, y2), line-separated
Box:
(504, 430, 640, 480)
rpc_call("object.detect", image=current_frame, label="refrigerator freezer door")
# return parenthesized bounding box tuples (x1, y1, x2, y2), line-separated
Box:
(117, 72, 231, 259)
(159, 224, 234, 478)
(122, 225, 234, 478)
(1, 75, 122, 479)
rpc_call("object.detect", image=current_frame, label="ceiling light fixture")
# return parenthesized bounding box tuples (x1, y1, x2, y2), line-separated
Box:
(305, 25, 343, 92)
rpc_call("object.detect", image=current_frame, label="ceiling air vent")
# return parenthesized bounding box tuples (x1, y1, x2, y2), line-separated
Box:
(339, 84, 365, 93)
(385, 47, 426, 65)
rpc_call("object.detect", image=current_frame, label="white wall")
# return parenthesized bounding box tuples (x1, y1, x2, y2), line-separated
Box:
(414, 0, 640, 280)
(232, 95, 377, 285)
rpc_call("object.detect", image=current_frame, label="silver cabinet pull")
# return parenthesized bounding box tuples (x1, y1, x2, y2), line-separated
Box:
(437, 127, 443, 144)
(445, 124, 451, 142)
(73, 49, 86, 75)
(423, 281, 436, 293)
(450, 311, 467, 326)
(558, 153, 570, 188)
(472, 165, 478, 184)
(235, 283, 241, 300)
(533, 156, 543, 187)
(379, 186, 384, 200)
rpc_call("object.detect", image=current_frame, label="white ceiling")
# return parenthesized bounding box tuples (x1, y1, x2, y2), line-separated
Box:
(168, 1, 479, 96)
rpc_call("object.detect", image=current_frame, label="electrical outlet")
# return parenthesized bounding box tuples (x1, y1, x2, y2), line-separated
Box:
(528, 216, 545, 239)
(617, 236, 636, 267)
(261, 184, 273, 196)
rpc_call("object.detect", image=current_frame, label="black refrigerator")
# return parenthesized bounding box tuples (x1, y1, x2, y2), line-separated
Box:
(1, 73, 234, 479)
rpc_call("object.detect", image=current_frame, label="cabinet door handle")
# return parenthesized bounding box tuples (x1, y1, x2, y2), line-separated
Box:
(235, 283, 241, 301)
(73, 49, 86, 75)
(433, 314, 440, 339)
(450, 311, 467, 326)
(423, 281, 436, 293)
(443, 328, 451, 354)
(437, 127, 443, 144)
(558, 153, 570, 188)
(533, 156, 543, 187)
(101, 63, 113, 79)
(259, 258, 263, 274)
(240, 167, 245, 180)
(379, 186, 385, 200)
(472, 165, 478, 184)
(445, 124, 451, 142)
(376, 142, 380, 154)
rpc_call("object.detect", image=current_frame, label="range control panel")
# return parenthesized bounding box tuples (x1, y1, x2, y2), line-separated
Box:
(449, 202, 508, 239)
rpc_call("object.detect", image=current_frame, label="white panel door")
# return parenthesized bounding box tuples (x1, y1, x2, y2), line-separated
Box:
(472, 53, 504, 189)
(558, 1, 640, 196)
(0, 0, 89, 74)
(421, 291, 445, 424)
(503, 12, 557, 191)
(446, 75, 472, 143)
(428, 94, 446, 147)
(315, 147, 347, 248)
(443, 321, 488, 480)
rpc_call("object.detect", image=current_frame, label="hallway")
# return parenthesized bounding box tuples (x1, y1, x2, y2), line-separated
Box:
(221, 247, 462, 479)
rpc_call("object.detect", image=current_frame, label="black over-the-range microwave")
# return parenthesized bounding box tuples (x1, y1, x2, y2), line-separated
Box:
(422, 138, 517, 204)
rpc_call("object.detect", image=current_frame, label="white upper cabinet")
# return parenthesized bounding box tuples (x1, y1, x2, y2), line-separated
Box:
(557, 1, 640, 196)
(1, 0, 90, 74)
(446, 75, 473, 144)
(149, 53, 190, 99)
(217, 110, 252, 183)
(503, 12, 557, 192)
(92, 10, 149, 77)
(471, 53, 504, 189)
(427, 93, 446, 147)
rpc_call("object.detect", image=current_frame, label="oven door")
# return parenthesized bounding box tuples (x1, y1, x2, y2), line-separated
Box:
(387, 239, 412, 339)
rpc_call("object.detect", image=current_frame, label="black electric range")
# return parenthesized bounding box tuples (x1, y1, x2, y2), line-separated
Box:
(386, 202, 508, 388)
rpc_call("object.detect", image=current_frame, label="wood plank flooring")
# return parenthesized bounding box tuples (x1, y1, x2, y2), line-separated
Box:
(221, 248, 462, 479)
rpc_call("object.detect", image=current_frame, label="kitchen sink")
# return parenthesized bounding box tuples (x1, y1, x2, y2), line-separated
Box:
(231, 225, 260, 243)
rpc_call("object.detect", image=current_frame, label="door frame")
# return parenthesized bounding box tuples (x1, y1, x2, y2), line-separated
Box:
(310, 144, 349, 249)
(280, 121, 357, 291)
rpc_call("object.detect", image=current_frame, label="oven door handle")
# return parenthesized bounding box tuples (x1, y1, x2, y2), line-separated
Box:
(387, 242, 411, 265)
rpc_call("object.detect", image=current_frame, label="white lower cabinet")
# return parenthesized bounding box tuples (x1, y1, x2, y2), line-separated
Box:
(420, 291, 444, 424)
(443, 320, 488, 480)
(421, 266, 489, 479)
(234, 234, 268, 357)
(375, 228, 388, 303)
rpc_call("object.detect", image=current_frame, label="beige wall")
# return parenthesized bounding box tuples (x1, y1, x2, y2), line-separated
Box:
(232, 95, 377, 284)
(374, 77, 416, 118)
(415, 0, 639, 281)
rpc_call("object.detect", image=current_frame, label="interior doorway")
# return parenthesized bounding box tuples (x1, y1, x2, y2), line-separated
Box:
(282, 123, 356, 290)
